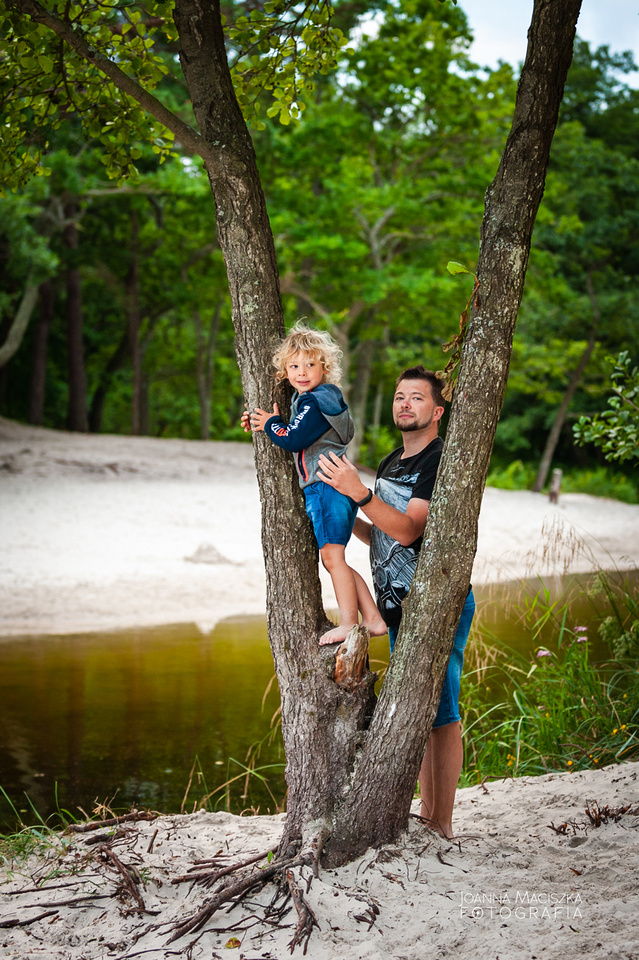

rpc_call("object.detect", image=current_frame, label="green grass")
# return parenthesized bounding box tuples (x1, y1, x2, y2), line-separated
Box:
(460, 572, 639, 785)
(486, 460, 638, 503)
(0, 786, 74, 875)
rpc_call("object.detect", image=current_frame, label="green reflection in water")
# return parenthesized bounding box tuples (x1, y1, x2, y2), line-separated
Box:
(0, 617, 286, 831)
(0, 570, 635, 831)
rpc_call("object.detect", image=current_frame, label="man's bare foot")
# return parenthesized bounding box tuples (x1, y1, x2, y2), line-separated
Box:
(420, 804, 452, 838)
(319, 623, 356, 646)
(362, 615, 388, 637)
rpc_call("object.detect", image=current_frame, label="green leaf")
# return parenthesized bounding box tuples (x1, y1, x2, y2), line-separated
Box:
(446, 261, 471, 276)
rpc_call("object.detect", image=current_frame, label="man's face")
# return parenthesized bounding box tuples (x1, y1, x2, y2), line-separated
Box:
(392, 379, 443, 433)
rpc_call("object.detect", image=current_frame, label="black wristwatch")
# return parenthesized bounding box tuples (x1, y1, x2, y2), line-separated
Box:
(355, 488, 373, 507)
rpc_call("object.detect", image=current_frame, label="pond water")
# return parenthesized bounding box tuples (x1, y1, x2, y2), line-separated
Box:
(0, 570, 636, 832)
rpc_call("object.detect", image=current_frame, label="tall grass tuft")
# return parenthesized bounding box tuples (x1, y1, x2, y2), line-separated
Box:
(461, 571, 639, 785)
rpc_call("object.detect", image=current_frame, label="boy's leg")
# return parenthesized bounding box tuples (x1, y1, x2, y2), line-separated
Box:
(319, 544, 359, 645)
(351, 569, 387, 637)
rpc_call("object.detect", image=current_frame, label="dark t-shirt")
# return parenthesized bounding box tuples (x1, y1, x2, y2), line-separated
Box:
(369, 437, 443, 627)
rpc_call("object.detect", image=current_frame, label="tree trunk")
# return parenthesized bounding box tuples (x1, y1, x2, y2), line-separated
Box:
(349, 337, 376, 460)
(64, 201, 88, 432)
(125, 209, 143, 435)
(0, 278, 39, 369)
(533, 272, 600, 491)
(173, 0, 368, 842)
(89, 331, 129, 433)
(28, 279, 54, 424)
(194, 303, 221, 440)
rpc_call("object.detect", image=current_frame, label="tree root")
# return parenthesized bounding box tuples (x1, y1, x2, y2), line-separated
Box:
(167, 823, 330, 949)
(286, 868, 319, 954)
(67, 810, 158, 833)
(171, 847, 276, 889)
(98, 843, 146, 912)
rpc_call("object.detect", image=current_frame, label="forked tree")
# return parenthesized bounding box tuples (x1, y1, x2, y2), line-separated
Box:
(3, 0, 582, 942)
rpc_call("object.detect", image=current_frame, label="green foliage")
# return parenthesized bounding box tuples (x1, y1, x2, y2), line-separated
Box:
(573, 352, 639, 464)
(485, 459, 637, 503)
(595, 568, 639, 660)
(0, 0, 177, 187)
(460, 577, 639, 784)
(228, 0, 350, 130)
(485, 459, 537, 491)
(358, 425, 397, 469)
(561, 467, 638, 504)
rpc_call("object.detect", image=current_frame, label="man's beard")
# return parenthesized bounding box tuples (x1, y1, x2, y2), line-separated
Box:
(396, 413, 433, 432)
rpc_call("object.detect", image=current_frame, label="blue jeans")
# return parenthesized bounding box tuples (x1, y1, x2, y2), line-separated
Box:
(388, 589, 475, 728)
(303, 481, 358, 548)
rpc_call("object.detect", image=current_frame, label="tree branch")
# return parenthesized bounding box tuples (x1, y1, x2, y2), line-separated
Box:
(6, 0, 219, 170)
(0, 279, 40, 368)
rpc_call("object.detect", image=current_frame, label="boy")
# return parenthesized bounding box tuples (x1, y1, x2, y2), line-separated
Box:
(243, 325, 386, 645)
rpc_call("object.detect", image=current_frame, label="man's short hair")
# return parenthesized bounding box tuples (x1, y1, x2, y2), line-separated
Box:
(396, 366, 446, 407)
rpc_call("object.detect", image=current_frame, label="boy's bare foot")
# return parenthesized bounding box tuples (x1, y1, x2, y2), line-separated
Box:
(362, 616, 388, 637)
(319, 623, 356, 646)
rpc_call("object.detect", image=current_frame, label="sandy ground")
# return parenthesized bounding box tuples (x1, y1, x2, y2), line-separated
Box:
(1, 417, 639, 960)
(1, 416, 638, 637)
(0, 763, 638, 959)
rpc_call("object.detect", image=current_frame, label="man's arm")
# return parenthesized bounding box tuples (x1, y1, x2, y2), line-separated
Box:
(353, 516, 373, 546)
(317, 452, 430, 547)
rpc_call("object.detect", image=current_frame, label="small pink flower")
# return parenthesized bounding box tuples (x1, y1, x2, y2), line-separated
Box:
(574, 626, 588, 633)
(536, 648, 552, 658)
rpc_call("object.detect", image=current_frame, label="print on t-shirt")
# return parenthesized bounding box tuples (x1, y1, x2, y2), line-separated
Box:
(370, 476, 419, 624)
(369, 437, 443, 628)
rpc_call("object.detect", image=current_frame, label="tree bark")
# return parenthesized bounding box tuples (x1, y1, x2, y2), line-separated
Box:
(64, 201, 88, 432)
(28, 279, 54, 424)
(172, 0, 375, 842)
(533, 271, 600, 491)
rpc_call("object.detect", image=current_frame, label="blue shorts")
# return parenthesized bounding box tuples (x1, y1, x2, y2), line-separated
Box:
(388, 589, 475, 728)
(303, 482, 358, 549)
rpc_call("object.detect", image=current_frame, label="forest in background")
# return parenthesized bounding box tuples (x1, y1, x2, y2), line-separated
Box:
(1, 0, 638, 499)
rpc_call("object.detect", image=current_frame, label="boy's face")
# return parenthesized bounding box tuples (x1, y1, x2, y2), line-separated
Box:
(285, 351, 325, 393)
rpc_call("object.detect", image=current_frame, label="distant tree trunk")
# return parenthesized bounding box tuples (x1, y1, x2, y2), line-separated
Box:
(195, 302, 221, 440)
(371, 324, 389, 433)
(88, 331, 129, 433)
(125, 209, 143, 435)
(64, 201, 88, 432)
(0, 278, 39, 369)
(533, 271, 600, 491)
(28, 278, 54, 424)
(349, 336, 376, 460)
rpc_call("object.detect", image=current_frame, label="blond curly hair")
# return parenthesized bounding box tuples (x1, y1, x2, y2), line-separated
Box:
(272, 323, 343, 387)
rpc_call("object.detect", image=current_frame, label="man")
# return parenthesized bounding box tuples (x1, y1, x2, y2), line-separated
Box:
(317, 365, 475, 839)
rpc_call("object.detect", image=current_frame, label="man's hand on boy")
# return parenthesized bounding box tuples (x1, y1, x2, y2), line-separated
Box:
(243, 403, 279, 433)
(317, 452, 368, 502)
